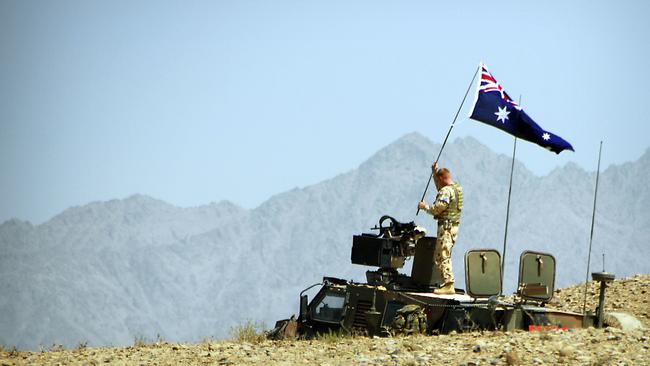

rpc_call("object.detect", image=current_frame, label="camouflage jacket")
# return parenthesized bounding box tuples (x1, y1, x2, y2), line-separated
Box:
(422, 182, 463, 222)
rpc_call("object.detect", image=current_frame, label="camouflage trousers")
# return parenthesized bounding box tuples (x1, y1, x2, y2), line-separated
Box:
(436, 222, 459, 285)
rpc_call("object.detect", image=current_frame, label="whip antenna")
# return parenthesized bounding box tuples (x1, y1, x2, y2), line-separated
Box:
(582, 141, 603, 315)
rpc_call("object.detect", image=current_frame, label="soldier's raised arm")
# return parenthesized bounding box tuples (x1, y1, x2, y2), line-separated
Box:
(432, 162, 442, 191)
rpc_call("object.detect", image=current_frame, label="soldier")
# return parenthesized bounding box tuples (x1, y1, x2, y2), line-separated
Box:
(418, 162, 463, 295)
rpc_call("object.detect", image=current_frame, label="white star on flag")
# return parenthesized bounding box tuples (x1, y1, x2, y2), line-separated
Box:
(494, 106, 510, 123)
(542, 133, 551, 141)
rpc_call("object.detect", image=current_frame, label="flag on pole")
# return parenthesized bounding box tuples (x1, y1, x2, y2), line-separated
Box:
(468, 63, 574, 154)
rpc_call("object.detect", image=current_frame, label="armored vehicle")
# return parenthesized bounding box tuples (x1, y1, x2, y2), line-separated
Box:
(269, 215, 615, 339)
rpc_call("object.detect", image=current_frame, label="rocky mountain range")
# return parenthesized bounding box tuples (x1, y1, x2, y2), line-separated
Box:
(1, 132, 649, 350)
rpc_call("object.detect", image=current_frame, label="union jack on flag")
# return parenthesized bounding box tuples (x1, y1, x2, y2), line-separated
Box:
(468, 63, 574, 154)
(478, 65, 519, 108)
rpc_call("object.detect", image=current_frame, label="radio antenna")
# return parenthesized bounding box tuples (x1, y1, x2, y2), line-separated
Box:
(582, 141, 603, 315)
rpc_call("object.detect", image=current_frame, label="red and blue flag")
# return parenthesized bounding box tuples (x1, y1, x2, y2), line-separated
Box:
(468, 63, 574, 154)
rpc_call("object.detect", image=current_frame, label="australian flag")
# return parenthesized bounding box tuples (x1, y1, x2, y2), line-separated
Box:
(468, 63, 574, 154)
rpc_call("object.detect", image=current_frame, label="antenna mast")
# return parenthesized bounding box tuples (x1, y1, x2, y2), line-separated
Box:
(582, 141, 603, 315)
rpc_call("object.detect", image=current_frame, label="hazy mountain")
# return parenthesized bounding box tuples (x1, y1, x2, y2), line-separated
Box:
(1, 133, 649, 350)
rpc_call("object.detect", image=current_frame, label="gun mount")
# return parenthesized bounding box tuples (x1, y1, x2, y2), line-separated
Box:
(351, 215, 438, 290)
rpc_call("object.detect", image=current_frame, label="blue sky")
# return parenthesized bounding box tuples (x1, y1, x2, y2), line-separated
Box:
(1, 0, 649, 224)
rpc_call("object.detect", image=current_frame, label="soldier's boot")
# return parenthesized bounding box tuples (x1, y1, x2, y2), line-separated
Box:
(434, 282, 455, 295)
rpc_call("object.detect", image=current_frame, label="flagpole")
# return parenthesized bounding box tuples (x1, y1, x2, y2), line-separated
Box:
(582, 141, 603, 315)
(416, 65, 480, 216)
(500, 96, 521, 278)
(501, 137, 517, 277)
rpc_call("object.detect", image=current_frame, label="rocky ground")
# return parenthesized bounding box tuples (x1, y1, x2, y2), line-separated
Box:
(551, 274, 650, 328)
(1, 275, 648, 366)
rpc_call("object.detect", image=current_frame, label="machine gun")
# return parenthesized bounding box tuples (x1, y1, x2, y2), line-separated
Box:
(351, 215, 425, 268)
(351, 215, 435, 289)
(371, 215, 425, 243)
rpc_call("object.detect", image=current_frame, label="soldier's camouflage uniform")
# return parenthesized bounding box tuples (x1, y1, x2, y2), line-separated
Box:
(422, 182, 463, 286)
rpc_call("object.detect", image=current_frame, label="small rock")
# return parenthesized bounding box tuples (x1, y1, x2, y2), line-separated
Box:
(415, 355, 430, 363)
(473, 345, 481, 353)
(505, 351, 521, 365)
(217, 357, 232, 365)
(357, 356, 370, 364)
(558, 346, 574, 358)
(576, 355, 591, 362)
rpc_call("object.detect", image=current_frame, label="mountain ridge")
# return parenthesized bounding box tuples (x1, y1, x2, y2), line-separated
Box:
(4, 132, 636, 228)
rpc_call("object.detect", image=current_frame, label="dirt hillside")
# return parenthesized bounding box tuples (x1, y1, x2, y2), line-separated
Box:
(1, 274, 648, 366)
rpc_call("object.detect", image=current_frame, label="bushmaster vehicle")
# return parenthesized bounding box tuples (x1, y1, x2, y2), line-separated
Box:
(269, 215, 615, 338)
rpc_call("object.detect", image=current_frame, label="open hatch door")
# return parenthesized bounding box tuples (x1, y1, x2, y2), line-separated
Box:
(517, 250, 556, 303)
(464, 249, 502, 298)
